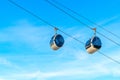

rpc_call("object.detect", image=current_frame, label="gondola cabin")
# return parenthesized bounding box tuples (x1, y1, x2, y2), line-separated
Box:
(85, 36, 102, 54)
(50, 34, 64, 50)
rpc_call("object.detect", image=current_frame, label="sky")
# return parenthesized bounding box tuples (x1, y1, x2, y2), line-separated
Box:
(0, 0, 120, 80)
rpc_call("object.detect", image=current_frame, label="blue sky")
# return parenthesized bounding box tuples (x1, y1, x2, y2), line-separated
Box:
(0, 0, 120, 80)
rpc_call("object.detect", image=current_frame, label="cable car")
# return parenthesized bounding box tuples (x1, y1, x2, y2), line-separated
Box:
(50, 34, 64, 50)
(85, 28, 102, 54)
(85, 36, 102, 53)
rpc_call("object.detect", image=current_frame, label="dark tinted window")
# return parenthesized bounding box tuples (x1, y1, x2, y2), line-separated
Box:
(92, 36, 102, 47)
(55, 34, 64, 47)
(85, 39, 91, 48)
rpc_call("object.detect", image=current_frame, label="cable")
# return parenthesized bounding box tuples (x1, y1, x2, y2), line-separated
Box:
(97, 31, 120, 46)
(98, 51, 120, 64)
(8, 0, 120, 65)
(45, 0, 92, 30)
(51, 0, 120, 39)
(8, 0, 84, 45)
(59, 29, 85, 45)
(8, 0, 55, 29)
(45, 0, 120, 47)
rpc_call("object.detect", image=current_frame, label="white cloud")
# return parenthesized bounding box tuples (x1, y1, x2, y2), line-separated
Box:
(2, 49, 119, 80)
(0, 78, 5, 80)
(0, 58, 11, 66)
(94, 15, 120, 26)
(0, 20, 53, 52)
(5, 61, 119, 80)
(0, 57, 21, 71)
(0, 19, 120, 80)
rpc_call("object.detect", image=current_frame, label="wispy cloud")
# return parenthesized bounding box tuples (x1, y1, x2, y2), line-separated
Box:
(94, 15, 120, 26)
(0, 57, 22, 71)
(0, 20, 52, 53)
(0, 19, 120, 80)
(2, 57, 120, 80)
(0, 57, 11, 66)
(0, 78, 5, 80)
